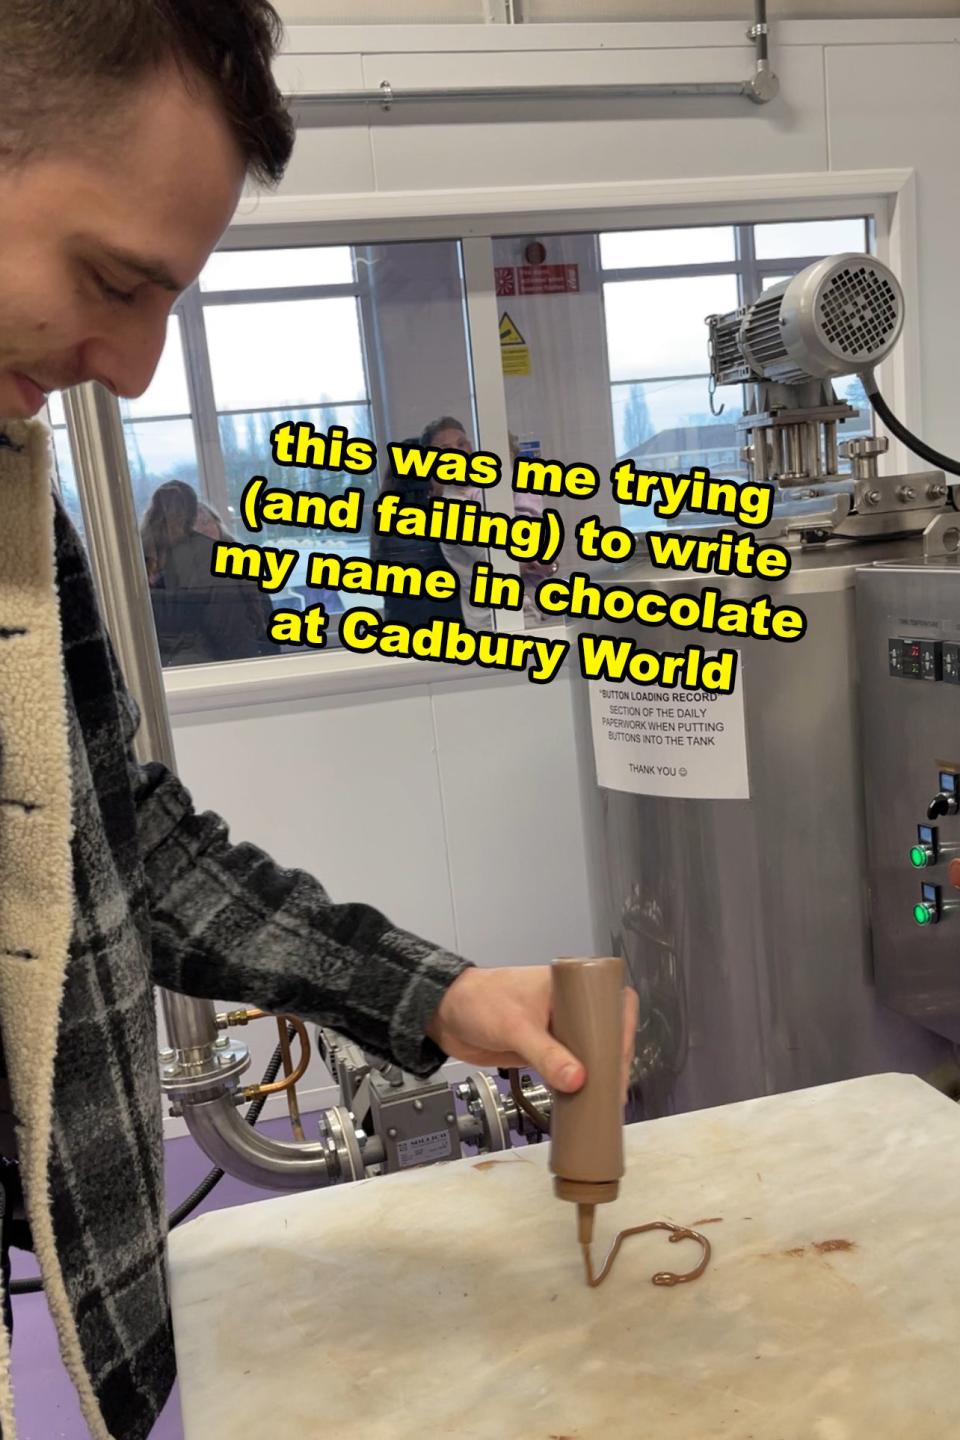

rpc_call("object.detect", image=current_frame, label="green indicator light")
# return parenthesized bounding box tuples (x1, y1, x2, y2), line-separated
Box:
(914, 902, 933, 926)
(910, 846, 929, 868)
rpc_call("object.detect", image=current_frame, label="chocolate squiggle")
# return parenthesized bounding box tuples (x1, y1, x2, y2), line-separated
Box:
(582, 1220, 712, 1288)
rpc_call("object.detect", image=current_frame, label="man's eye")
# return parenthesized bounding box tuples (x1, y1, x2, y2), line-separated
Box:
(91, 269, 137, 307)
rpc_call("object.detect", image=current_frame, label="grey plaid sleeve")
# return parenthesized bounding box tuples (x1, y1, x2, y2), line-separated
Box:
(132, 760, 473, 1076)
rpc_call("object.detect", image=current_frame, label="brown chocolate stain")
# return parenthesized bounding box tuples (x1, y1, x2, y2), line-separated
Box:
(471, 1157, 530, 1172)
(765, 1239, 856, 1259)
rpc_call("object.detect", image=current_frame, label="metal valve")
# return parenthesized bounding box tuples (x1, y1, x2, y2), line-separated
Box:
(840, 434, 888, 482)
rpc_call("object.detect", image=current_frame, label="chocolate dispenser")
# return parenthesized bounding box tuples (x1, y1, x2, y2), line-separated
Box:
(548, 955, 626, 1251)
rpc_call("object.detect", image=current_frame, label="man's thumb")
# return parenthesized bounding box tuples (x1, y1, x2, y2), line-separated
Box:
(515, 1024, 585, 1092)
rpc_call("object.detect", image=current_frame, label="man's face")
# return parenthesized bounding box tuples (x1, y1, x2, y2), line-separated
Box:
(0, 66, 246, 419)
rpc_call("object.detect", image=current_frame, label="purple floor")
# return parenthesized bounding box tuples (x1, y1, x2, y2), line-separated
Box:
(9, 1115, 311, 1440)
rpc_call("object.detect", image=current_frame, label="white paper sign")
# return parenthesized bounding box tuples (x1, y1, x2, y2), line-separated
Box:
(588, 660, 750, 800)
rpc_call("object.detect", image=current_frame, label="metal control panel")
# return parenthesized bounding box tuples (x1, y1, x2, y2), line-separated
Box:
(857, 559, 960, 1041)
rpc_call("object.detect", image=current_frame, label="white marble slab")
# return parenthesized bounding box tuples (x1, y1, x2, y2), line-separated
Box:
(168, 1074, 960, 1439)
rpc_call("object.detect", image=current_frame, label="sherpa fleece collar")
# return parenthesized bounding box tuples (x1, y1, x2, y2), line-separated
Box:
(0, 419, 113, 1439)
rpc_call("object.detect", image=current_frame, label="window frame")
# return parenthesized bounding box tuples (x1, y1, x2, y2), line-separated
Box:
(57, 170, 918, 712)
(176, 255, 375, 531)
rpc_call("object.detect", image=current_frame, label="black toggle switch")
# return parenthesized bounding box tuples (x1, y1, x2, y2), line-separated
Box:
(928, 772, 960, 820)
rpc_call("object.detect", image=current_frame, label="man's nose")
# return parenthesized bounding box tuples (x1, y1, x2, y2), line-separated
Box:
(83, 311, 171, 402)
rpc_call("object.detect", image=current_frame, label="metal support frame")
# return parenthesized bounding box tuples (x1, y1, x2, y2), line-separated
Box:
(288, 2, 777, 124)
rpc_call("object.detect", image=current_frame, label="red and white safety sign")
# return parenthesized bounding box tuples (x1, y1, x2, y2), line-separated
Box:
(518, 263, 580, 295)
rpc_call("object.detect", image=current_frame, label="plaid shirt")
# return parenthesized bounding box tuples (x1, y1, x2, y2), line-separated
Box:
(0, 420, 470, 1439)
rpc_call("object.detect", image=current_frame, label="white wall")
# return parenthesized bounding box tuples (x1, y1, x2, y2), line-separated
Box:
(162, 16, 960, 1136)
(160, 666, 599, 1132)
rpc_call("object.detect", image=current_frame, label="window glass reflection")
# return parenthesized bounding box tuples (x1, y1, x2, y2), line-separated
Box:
(200, 247, 354, 291)
(203, 299, 367, 412)
(124, 418, 200, 516)
(494, 217, 874, 617)
(613, 378, 745, 477)
(753, 218, 867, 261)
(54, 220, 877, 664)
(131, 239, 477, 666)
(603, 275, 740, 382)
(600, 226, 736, 269)
(141, 480, 273, 666)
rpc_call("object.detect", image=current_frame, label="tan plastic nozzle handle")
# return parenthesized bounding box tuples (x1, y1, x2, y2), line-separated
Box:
(548, 956, 625, 1206)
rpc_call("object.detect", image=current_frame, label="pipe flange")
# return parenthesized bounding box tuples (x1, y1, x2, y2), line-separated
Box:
(160, 1042, 251, 1098)
(322, 1105, 365, 1183)
(466, 1070, 510, 1152)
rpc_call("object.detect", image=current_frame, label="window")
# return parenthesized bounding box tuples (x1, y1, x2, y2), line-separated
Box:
(490, 215, 876, 631)
(54, 240, 479, 670)
(599, 216, 873, 521)
(54, 215, 883, 671)
(604, 273, 741, 469)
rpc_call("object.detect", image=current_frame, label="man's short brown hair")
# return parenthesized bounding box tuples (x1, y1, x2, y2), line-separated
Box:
(0, 0, 294, 185)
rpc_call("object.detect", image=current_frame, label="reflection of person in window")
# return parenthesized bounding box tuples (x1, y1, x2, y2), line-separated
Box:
(417, 416, 557, 626)
(140, 480, 265, 665)
(193, 497, 229, 544)
(195, 497, 276, 650)
(372, 436, 464, 627)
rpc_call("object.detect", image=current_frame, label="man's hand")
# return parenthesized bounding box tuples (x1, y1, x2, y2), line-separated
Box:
(426, 965, 639, 1096)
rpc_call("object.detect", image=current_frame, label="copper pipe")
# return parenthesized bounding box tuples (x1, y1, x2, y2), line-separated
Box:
(278, 1017, 306, 1141)
(226, 1009, 310, 1130)
(219, 1007, 268, 1026)
(240, 1015, 311, 1099)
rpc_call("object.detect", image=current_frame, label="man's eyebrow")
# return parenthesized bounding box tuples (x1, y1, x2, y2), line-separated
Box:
(100, 246, 185, 294)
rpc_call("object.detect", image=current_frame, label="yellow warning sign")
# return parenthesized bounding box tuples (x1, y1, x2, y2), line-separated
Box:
(499, 311, 530, 374)
(499, 312, 526, 347)
(502, 347, 531, 376)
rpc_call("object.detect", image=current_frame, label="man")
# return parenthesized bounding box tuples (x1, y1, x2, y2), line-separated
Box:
(0, 5, 637, 1439)
(418, 415, 558, 621)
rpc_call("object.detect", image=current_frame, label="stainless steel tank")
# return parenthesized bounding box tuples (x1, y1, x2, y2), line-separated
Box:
(571, 535, 952, 1120)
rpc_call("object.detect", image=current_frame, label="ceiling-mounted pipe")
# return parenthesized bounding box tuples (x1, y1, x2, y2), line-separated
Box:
(288, 2, 777, 122)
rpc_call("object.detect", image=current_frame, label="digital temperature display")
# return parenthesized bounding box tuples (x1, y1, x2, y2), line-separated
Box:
(889, 637, 942, 680)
